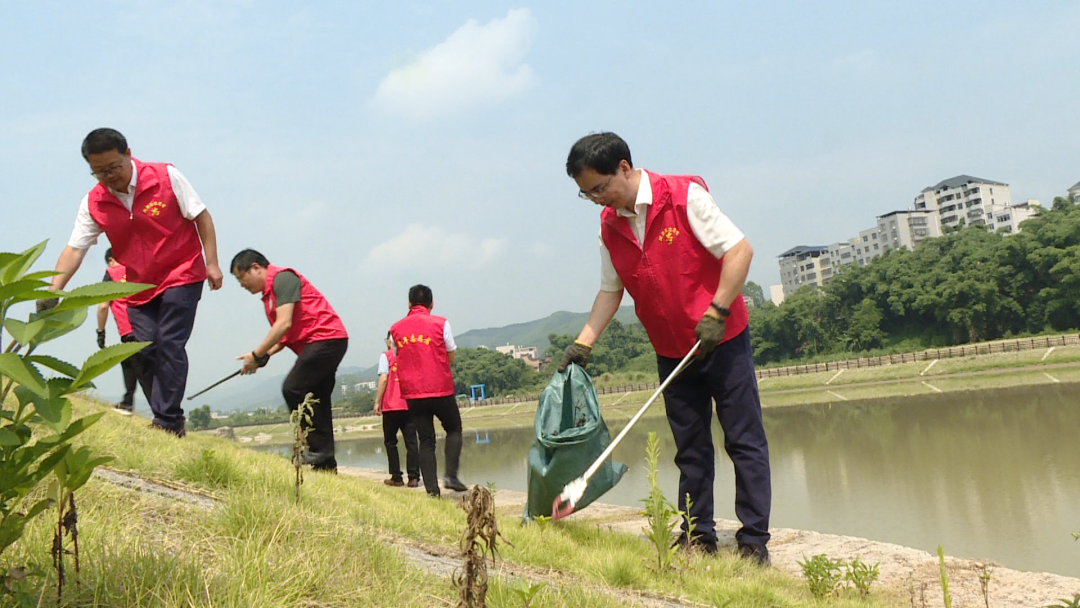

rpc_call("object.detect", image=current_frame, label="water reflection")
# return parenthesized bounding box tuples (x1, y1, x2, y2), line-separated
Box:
(258, 383, 1080, 577)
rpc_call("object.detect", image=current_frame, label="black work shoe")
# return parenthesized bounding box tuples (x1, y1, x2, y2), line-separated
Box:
(114, 402, 134, 415)
(738, 543, 770, 566)
(384, 478, 405, 487)
(442, 477, 468, 492)
(671, 532, 718, 555)
(151, 423, 186, 438)
(407, 479, 421, 488)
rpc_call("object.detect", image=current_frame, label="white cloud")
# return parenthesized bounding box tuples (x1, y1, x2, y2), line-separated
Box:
(360, 224, 508, 273)
(371, 8, 538, 120)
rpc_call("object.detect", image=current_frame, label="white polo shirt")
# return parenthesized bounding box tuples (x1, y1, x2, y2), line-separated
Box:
(67, 161, 207, 250)
(599, 169, 745, 292)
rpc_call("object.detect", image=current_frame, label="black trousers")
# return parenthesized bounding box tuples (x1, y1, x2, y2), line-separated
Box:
(127, 282, 202, 432)
(406, 395, 462, 496)
(658, 328, 771, 549)
(382, 409, 419, 481)
(282, 338, 348, 470)
(119, 334, 144, 406)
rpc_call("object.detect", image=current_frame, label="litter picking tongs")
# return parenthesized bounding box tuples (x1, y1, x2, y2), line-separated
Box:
(551, 340, 701, 521)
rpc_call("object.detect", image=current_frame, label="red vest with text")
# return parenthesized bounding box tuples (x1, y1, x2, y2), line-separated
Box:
(87, 159, 206, 306)
(600, 171, 748, 358)
(261, 265, 349, 355)
(380, 349, 409, 412)
(390, 306, 455, 399)
(105, 264, 133, 337)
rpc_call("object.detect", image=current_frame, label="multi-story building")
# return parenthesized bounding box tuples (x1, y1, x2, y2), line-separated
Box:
(825, 239, 857, 270)
(913, 175, 1011, 230)
(987, 199, 1040, 234)
(1069, 181, 1080, 200)
(778, 245, 830, 295)
(495, 344, 543, 370)
(876, 209, 941, 251)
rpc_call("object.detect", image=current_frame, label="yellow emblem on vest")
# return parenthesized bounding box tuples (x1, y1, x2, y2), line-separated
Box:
(143, 201, 167, 217)
(659, 227, 680, 244)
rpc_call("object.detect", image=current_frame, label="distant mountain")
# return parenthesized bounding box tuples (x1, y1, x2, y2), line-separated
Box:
(455, 306, 640, 352)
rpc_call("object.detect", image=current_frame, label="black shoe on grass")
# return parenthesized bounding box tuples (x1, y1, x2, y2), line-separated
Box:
(442, 477, 468, 492)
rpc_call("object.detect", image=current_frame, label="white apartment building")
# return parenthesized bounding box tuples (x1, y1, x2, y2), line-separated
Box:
(1069, 181, 1080, 200)
(913, 175, 1011, 230)
(987, 199, 1040, 234)
(877, 209, 941, 251)
(825, 239, 857, 270)
(769, 284, 785, 306)
(778, 245, 831, 295)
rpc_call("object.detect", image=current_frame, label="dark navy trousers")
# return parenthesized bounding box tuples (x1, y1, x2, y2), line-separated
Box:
(382, 409, 420, 482)
(657, 328, 771, 549)
(127, 282, 203, 432)
(282, 338, 348, 470)
(406, 395, 463, 496)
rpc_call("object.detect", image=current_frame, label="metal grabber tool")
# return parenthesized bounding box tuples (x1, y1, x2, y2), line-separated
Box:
(186, 369, 242, 400)
(551, 340, 701, 521)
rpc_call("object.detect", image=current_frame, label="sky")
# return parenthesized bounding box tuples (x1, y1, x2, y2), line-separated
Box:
(2, 1, 1078, 403)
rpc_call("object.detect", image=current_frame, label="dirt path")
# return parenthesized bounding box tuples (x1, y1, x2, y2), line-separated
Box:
(339, 466, 1080, 608)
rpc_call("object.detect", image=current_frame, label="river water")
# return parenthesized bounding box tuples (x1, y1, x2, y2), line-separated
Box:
(263, 383, 1080, 577)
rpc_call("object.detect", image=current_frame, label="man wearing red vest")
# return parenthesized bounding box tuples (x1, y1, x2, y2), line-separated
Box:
(95, 248, 145, 413)
(231, 249, 349, 473)
(561, 133, 771, 564)
(374, 332, 420, 487)
(390, 285, 468, 497)
(45, 128, 223, 437)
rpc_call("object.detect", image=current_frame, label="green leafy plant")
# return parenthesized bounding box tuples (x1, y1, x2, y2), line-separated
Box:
(1072, 532, 1079, 541)
(1044, 594, 1080, 608)
(509, 581, 546, 608)
(639, 432, 678, 571)
(843, 556, 880, 596)
(290, 393, 317, 503)
(797, 554, 844, 599)
(1, 240, 150, 601)
(678, 492, 697, 555)
(530, 514, 551, 533)
(938, 545, 952, 608)
(976, 563, 993, 608)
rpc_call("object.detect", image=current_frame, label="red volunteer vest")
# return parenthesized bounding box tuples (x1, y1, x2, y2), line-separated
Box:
(105, 264, 133, 337)
(87, 159, 206, 306)
(600, 171, 749, 358)
(261, 265, 349, 355)
(380, 349, 409, 412)
(390, 306, 455, 399)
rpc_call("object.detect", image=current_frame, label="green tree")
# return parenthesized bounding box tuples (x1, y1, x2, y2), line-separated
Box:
(187, 404, 212, 430)
(451, 348, 542, 397)
(743, 280, 766, 307)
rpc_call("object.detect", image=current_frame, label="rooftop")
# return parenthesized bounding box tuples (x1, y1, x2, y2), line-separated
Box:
(778, 245, 828, 258)
(878, 209, 932, 219)
(922, 175, 1008, 192)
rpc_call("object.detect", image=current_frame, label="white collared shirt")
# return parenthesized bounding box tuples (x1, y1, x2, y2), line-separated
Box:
(67, 161, 208, 250)
(598, 169, 744, 292)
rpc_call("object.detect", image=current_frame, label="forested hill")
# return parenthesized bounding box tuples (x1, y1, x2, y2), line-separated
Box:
(455, 307, 640, 350)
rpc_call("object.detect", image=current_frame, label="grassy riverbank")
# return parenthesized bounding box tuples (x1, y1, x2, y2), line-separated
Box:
(2, 398, 907, 607)
(233, 343, 1080, 446)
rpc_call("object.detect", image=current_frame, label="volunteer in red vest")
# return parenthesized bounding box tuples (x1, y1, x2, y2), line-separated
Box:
(561, 133, 771, 564)
(95, 248, 145, 413)
(390, 285, 468, 497)
(374, 331, 420, 487)
(231, 249, 349, 473)
(44, 128, 223, 437)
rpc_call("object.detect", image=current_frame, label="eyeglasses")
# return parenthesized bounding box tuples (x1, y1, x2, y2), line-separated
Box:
(578, 176, 615, 201)
(90, 159, 128, 179)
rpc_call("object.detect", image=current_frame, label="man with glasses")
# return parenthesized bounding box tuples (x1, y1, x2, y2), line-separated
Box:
(231, 249, 349, 472)
(43, 128, 222, 437)
(560, 132, 771, 564)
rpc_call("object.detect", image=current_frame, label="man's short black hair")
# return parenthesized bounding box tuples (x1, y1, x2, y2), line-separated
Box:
(104, 247, 114, 263)
(409, 284, 433, 307)
(566, 132, 632, 178)
(230, 249, 270, 274)
(82, 128, 128, 159)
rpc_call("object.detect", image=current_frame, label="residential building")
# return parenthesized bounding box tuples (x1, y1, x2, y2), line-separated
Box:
(876, 209, 941, 252)
(825, 239, 857, 270)
(987, 199, 1040, 234)
(1069, 181, 1080, 200)
(778, 245, 830, 295)
(769, 284, 785, 306)
(495, 344, 543, 371)
(913, 175, 1011, 230)
(852, 226, 883, 267)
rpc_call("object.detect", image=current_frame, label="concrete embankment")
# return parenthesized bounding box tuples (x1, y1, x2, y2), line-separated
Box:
(339, 465, 1080, 608)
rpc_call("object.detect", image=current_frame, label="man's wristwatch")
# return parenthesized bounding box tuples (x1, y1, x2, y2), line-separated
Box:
(709, 302, 731, 318)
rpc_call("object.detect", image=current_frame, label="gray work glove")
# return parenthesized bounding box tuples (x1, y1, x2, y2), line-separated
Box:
(558, 342, 592, 372)
(35, 297, 60, 313)
(97, 329, 106, 349)
(694, 315, 726, 358)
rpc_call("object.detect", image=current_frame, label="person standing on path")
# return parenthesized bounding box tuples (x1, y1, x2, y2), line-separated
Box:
(374, 331, 421, 488)
(231, 249, 349, 473)
(390, 285, 467, 497)
(559, 132, 771, 564)
(44, 128, 223, 436)
(95, 248, 144, 413)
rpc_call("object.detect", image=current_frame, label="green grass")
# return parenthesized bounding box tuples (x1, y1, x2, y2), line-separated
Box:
(2, 397, 905, 608)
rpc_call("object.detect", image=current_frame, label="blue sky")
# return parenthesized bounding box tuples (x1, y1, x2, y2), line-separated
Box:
(2, 1, 1078, 401)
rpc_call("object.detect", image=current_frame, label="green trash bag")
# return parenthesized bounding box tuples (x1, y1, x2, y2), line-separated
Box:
(524, 363, 627, 520)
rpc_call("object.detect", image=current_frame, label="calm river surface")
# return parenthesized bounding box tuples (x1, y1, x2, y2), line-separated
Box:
(265, 383, 1080, 577)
